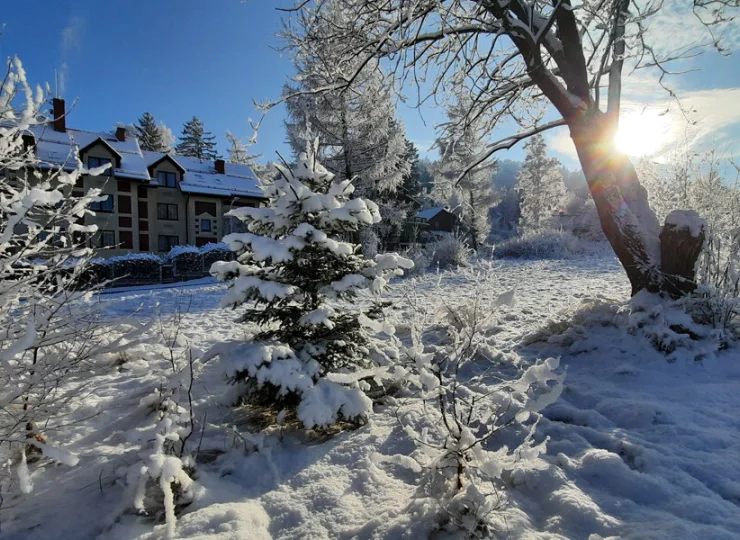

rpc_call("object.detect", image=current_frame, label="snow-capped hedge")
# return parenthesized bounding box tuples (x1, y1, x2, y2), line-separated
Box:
(78, 244, 233, 286)
(494, 229, 609, 260)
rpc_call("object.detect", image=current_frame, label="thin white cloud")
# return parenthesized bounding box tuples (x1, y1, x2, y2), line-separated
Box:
(548, 87, 740, 164)
(640, 1, 740, 59)
(59, 15, 84, 96)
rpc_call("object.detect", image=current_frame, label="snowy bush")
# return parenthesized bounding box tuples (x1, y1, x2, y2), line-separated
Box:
(692, 228, 740, 338)
(493, 229, 608, 259)
(207, 139, 412, 429)
(200, 242, 232, 269)
(403, 246, 431, 276)
(376, 267, 563, 536)
(426, 234, 471, 268)
(0, 57, 141, 488)
(125, 415, 196, 539)
(108, 252, 164, 281)
(121, 340, 202, 539)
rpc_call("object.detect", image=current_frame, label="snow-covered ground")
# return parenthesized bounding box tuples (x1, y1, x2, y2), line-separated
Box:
(3, 255, 740, 539)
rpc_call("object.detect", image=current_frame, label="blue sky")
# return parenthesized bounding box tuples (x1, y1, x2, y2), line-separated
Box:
(1, 1, 738, 169)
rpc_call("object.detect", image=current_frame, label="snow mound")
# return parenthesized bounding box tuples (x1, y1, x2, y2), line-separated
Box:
(664, 209, 706, 237)
(130, 502, 271, 540)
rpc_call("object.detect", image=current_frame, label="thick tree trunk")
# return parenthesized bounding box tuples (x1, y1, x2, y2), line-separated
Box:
(568, 110, 704, 296)
(660, 210, 706, 298)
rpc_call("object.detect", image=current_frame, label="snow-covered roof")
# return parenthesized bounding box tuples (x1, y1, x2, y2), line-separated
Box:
(27, 124, 264, 199)
(142, 151, 264, 198)
(416, 206, 446, 220)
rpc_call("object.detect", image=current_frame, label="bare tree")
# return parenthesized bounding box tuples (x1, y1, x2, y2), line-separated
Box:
(0, 56, 147, 492)
(273, 0, 738, 296)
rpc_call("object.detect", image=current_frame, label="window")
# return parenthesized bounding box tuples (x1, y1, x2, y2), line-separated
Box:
(157, 171, 177, 188)
(195, 201, 217, 215)
(158, 235, 179, 252)
(157, 203, 179, 220)
(201, 219, 212, 232)
(119, 230, 133, 249)
(118, 195, 132, 214)
(94, 230, 116, 248)
(88, 156, 112, 175)
(90, 195, 114, 212)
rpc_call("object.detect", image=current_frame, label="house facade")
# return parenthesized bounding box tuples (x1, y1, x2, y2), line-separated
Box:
(26, 99, 265, 257)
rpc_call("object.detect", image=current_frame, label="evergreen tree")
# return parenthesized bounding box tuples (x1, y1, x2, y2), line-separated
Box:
(401, 139, 422, 197)
(175, 116, 220, 161)
(516, 135, 566, 232)
(209, 139, 412, 429)
(283, 4, 409, 253)
(158, 122, 175, 153)
(134, 112, 171, 152)
(433, 99, 498, 250)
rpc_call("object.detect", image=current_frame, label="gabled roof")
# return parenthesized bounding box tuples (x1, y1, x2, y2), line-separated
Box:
(147, 154, 186, 175)
(27, 122, 266, 199)
(142, 150, 264, 199)
(416, 206, 447, 220)
(78, 137, 123, 167)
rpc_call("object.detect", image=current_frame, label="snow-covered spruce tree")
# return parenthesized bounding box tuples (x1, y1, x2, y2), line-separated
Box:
(0, 57, 140, 489)
(175, 116, 220, 161)
(282, 5, 410, 253)
(516, 135, 566, 232)
(433, 99, 498, 251)
(135, 112, 172, 152)
(208, 140, 412, 429)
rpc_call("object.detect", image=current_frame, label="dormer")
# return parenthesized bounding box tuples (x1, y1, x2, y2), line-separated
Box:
(78, 137, 122, 175)
(147, 155, 186, 188)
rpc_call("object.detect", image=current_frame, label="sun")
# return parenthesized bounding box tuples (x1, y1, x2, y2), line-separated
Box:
(614, 108, 672, 158)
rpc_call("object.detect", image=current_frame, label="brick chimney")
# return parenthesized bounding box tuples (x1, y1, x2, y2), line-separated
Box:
(215, 159, 225, 174)
(52, 98, 66, 132)
(115, 126, 126, 142)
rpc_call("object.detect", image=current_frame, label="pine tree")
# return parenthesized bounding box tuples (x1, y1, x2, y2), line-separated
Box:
(175, 116, 220, 161)
(283, 5, 410, 252)
(401, 139, 422, 198)
(209, 139, 412, 429)
(516, 135, 566, 232)
(433, 99, 498, 250)
(134, 112, 171, 152)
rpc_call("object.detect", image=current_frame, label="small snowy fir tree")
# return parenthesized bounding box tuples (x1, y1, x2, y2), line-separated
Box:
(135, 112, 171, 152)
(208, 139, 413, 429)
(516, 134, 566, 232)
(174, 116, 220, 161)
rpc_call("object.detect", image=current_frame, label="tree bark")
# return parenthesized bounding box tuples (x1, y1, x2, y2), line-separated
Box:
(568, 109, 704, 296)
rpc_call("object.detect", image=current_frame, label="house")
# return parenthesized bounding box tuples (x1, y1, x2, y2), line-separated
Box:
(395, 206, 464, 248)
(416, 206, 461, 236)
(23, 98, 266, 257)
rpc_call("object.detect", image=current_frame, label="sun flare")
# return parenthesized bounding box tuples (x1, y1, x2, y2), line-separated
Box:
(614, 108, 672, 158)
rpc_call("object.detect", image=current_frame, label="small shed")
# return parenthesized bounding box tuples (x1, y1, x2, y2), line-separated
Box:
(416, 206, 458, 233)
